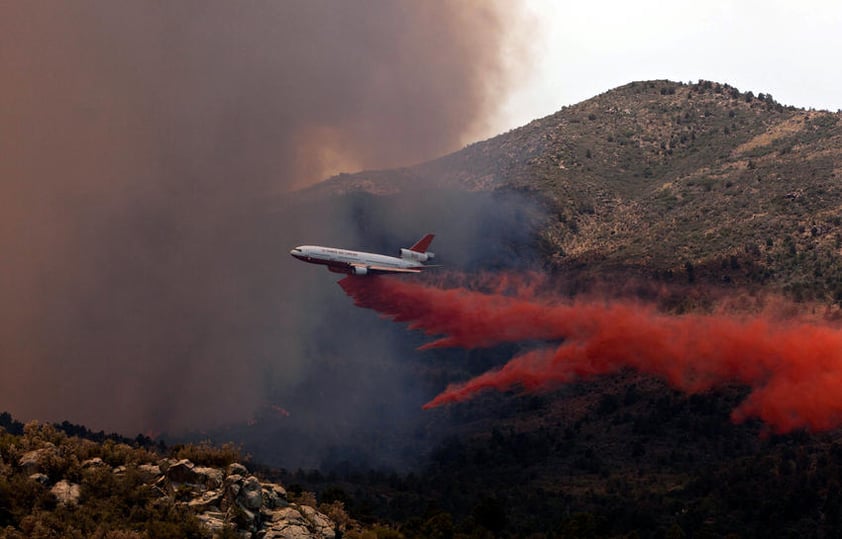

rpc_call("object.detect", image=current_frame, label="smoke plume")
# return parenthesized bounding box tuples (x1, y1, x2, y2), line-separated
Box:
(339, 275, 842, 434)
(0, 1, 528, 439)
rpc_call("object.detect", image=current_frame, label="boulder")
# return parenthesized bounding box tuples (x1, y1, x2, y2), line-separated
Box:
(166, 459, 201, 484)
(29, 473, 49, 485)
(194, 465, 224, 489)
(157, 457, 178, 474)
(81, 457, 108, 469)
(137, 463, 163, 482)
(262, 482, 289, 509)
(238, 475, 264, 511)
(18, 446, 56, 475)
(299, 505, 336, 539)
(188, 489, 224, 512)
(264, 522, 312, 539)
(228, 462, 249, 476)
(221, 474, 244, 511)
(50, 480, 81, 505)
(235, 505, 257, 530)
(197, 511, 227, 534)
(263, 506, 336, 539)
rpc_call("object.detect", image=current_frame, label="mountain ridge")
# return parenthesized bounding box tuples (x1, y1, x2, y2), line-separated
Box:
(306, 79, 842, 299)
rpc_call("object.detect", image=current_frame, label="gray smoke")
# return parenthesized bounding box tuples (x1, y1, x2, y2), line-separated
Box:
(0, 1, 532, 460)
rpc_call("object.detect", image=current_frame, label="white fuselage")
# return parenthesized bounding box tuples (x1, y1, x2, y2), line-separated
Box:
(290, 245, 428, 275)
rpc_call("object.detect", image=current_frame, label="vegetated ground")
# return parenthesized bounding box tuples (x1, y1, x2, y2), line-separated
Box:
(275, 370, 842, 538)
(0, 415, 389, 539)
(280, 80, 842, 537)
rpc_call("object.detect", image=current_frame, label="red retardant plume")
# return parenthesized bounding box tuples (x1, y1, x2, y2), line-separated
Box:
(339, 275, 842, 434)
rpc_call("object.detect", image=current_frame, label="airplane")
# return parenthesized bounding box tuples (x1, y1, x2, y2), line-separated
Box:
(290, 234, 437, 275)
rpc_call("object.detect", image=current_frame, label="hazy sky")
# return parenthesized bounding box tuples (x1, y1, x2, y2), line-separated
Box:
(495, 0, 842, 134)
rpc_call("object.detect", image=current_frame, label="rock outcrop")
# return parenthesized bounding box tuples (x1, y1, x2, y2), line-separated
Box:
(2, 421, 343, 538)
(50, 480, 81, 505)
(154, 458, 336, 539)
(18, 445, 58, 475)
(19, 451, 335, 538)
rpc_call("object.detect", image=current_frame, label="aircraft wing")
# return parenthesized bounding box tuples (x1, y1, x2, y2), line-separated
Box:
(358, 264, 422, 274)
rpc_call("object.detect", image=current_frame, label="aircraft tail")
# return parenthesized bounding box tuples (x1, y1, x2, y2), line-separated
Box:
(401, 234, 435, 263)
(408, 234, 435, 253)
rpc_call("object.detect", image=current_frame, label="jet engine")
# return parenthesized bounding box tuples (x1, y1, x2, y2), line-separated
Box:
(352, 266, 369, 275)
(400, 249, 434, 262)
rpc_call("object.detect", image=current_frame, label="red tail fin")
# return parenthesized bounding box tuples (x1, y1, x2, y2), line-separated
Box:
(409, 234, 435, 253)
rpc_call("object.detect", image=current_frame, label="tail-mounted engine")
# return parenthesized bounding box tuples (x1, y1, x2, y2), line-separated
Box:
(400, 248, 434, 263)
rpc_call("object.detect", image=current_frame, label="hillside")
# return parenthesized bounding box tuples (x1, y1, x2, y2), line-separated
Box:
(282, 376, 842, 538)
(0, 416, 389, 539)
(272, 80, 842, 537)
(309, 80, 842, 300)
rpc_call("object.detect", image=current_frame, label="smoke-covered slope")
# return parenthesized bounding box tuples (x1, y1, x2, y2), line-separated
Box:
(313, 79, 842, 299)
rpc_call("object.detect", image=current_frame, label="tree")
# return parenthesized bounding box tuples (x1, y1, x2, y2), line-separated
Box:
(684, 261, 695, 283)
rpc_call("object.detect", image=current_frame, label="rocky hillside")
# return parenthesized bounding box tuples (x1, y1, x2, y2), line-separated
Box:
(307, 80, 842, 300)
(0, 420, 349, 539)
